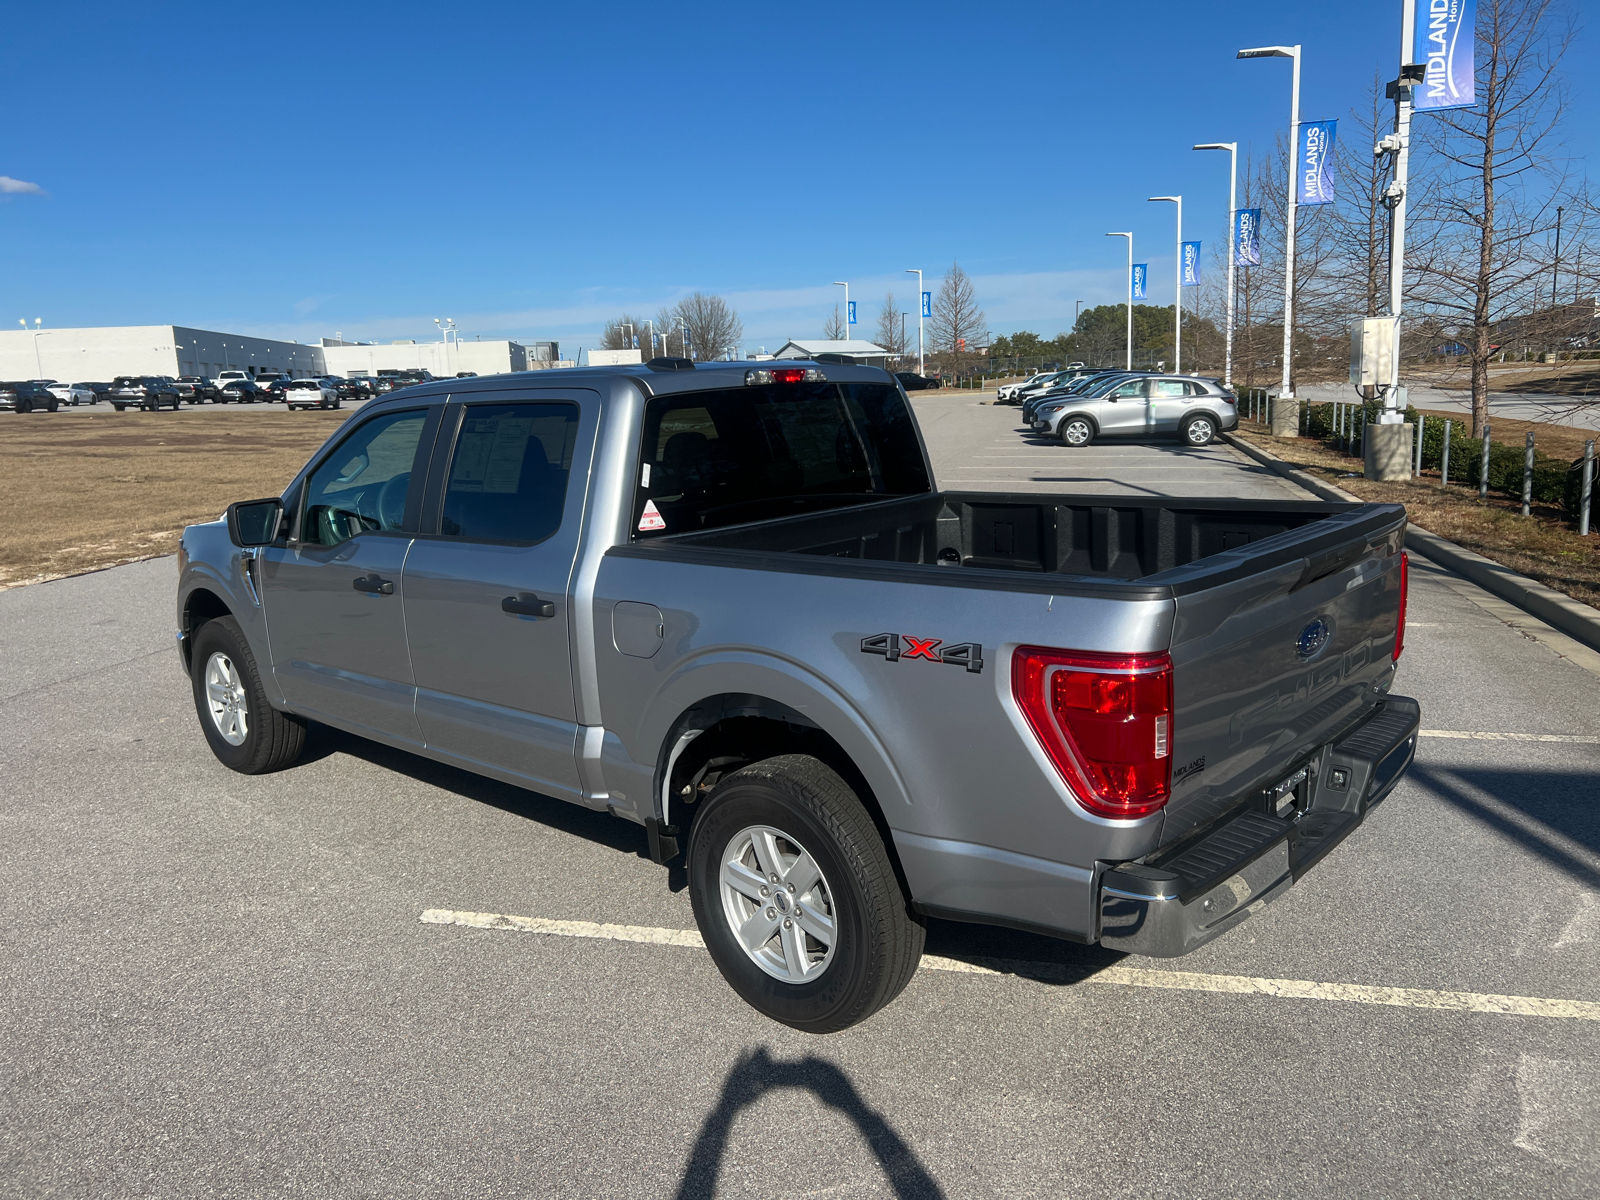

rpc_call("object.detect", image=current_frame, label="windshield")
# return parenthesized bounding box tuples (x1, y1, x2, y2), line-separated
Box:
(633, 381, 931, 538)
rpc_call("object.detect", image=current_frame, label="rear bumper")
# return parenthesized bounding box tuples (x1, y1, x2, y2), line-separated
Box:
(1097, 694, 1420, 958)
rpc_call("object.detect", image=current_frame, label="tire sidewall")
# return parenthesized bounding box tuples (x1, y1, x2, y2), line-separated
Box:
(688, 778, 873, 1030)
(190, 617, 270, 772)
(1183, 416, 1215, 446)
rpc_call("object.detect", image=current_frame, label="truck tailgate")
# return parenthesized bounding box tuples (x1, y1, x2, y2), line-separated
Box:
(1156, 506, 1408, 844)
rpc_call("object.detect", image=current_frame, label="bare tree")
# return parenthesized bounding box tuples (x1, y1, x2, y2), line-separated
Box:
(1411, 0, 1576, 433)
(928, 262, 989, 370)
(663, 293, 744, 361)
(874, 292, 908, 356)
(601, 313, 646, 352)
(823, 305, 845, 340)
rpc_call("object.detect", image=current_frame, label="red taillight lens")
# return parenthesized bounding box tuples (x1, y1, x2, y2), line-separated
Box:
(1012, 646, 1173, 819)
(1393, 550, 1409, 662)
(771, 368, 808, 383)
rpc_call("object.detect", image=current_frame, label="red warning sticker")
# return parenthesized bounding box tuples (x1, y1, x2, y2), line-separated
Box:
(638, 499, 666, 532)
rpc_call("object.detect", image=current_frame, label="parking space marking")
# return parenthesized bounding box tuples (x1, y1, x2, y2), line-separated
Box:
(1420, 730, 1600, 744)
(419, 909, 1600, 1021)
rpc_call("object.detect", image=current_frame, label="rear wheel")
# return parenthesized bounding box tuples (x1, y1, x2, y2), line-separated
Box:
(190, 615, 305, 774)
(17, 399, 31, 414)
(688, 754, 924, 1033)
(1059, 416, 1094, 447)
(1181, 414, 1217, 446)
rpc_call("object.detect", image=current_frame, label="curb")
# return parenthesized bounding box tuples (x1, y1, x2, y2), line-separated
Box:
(1223, 432, 1600, 655)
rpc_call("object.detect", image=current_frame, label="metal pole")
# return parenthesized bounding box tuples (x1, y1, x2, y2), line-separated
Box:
(1147, 199, 1182, 372)
(1415, 410, 1424, 476)
(905, 269, 924, 376)
(1479, 423, 1492, 499)
(1384, 9, 1415, 425)
(1284, 48, 1301, 402)
(1440, 419, 1451, 486)
(1522, 431, 1535, 516)
(1580, 439, 1594, 537)
(1552, 206, 1564, 311)
(1195, 143, 1239, 386)
(1106, 233, 1133, 371)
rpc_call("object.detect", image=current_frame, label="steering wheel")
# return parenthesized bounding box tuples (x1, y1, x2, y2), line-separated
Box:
(376, 472, 411, 530)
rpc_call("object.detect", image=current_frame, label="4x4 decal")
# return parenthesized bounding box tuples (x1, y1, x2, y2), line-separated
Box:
(860, 633, 984, 674)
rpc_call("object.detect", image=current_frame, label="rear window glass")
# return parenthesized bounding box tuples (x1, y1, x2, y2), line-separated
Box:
(632, 382, 931, 538)
(440, 403, 580, 543)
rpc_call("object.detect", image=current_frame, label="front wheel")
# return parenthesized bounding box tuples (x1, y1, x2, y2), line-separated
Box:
(190, 615, 306, 774)
(1059, 416, 1095, 447)
(1181, 415, 1217, 446)
(688, 754, 924, 1033)
(46, 399, 59, 412)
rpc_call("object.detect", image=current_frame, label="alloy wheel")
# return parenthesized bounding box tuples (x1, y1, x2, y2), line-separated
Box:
(718, 824, 837, 984)
(204, 652, 250, 746)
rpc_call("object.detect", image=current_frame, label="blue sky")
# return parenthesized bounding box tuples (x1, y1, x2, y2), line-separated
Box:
(3, 1, 1592, 357)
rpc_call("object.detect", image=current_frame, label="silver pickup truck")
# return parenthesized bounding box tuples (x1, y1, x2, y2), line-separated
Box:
(176, 357, 1419, 1031)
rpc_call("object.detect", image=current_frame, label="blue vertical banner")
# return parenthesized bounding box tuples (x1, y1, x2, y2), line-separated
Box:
(1131, 263, 1148, 300)
(1297, 119, 1338, 205)
(847, 300, 856, 326)
(1181, 241, 1202, 286)
(1413, 0, 1476, 111)
(921, 291, 931, 318)
(1234, 208, 1262, 266)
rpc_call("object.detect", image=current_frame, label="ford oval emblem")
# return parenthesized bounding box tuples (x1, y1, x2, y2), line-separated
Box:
(1296, 617, 1332, 661)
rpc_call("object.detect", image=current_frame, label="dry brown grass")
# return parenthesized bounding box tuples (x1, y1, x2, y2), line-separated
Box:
(1235, 424, 1600, 609)
(0, 408, 350, 588)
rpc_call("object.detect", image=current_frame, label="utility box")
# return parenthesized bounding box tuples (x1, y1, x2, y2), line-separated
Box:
(1349, 317, 1398, 396)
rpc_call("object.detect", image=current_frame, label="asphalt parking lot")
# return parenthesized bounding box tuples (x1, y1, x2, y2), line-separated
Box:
(3, 400, 1599, 1198)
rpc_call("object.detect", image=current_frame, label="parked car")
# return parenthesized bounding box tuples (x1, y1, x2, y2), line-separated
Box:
(330, 377, 366, 403)
(995, 371, 1057, 403)
(1021, 370, 1135, 422)
(254, 372, 292, 401)
(177, 376, 220, 403)
(1032, 374, 1239, 447)
(178, 358, 1416, 1032)
(894, 372, 940, 391)
(218, 379, 266, 404)
(216, 371, 251, 390)
(283, 378, 341, 410)
(375, 369, 435, 393)
(1008, 366, 1106, 407)
(0, 381, 61, 412)
(108, 376, 182, 411)
(83, 382, 116, 401)
(46, 382, 97, 406)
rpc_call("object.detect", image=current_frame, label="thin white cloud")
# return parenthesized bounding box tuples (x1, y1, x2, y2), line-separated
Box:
(0, 176, 45, 195)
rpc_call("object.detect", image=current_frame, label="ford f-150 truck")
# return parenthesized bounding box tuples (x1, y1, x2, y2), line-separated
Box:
(176, 357, 1419, 1032)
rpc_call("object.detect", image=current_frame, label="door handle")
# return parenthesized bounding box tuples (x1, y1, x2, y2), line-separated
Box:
(502, 593, 556, 618)
(353, 575, 394, 595)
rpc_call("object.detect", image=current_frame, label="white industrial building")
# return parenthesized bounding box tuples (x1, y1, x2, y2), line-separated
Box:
(0, 324, 563, 383)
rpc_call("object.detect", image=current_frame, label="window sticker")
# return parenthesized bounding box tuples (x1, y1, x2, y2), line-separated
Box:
(638, 498, 666, 532)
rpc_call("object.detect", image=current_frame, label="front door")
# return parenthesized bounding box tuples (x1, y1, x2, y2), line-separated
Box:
(260, 405, 435, 743)
(1093, 377, 1151, 435)
(402, 396, 594, 801)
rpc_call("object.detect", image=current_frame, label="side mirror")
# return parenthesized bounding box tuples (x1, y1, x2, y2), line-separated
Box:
(227, 498, 284, 547)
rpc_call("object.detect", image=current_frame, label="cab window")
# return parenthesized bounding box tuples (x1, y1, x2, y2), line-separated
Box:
(439, 403, 580, 543)
(299, 409, 428, 546)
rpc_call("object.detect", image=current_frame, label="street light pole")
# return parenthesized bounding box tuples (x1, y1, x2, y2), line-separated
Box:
(1552, 205, 1564, 310)
(905, 269, 924, 375)
(1195, 142, 1239, 387)
(832, 281, 849, 341)
(1149, 197, 1182, 374)
(1238, 45, 1301, 417)
(1105, 233, 1133, 371)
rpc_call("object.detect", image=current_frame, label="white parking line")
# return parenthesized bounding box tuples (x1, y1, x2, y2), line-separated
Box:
(1420, 730, 1600, 744)
(419, 909, 1600, 1021)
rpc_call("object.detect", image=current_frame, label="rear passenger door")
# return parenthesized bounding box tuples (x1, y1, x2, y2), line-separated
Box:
(400, 393, 597, 801)
(1147, 378, 1190, 432)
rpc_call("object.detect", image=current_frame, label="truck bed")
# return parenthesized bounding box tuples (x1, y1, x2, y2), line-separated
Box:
(626, 491, 1406, 597)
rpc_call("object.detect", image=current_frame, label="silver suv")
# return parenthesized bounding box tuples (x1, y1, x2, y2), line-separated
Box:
(1033, 374, 1238, 447)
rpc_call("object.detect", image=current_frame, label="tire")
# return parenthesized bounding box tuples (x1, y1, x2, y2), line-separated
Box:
(1059, 416, 1095, 447)
(687, 754, 924, 1033)
(190, 615, 305, 774)
(47, 399, 59, 412)
(1181, 415, 1217, 446)
(17, 399, 31, 414)
(112, 404, 125, 412)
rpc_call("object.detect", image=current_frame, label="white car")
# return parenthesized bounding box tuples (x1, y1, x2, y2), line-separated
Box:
(215, 370, 250, 389)
(46, 382, 97, 406)
(996, 371, 1059, 402)
(282, 378, 340, 410)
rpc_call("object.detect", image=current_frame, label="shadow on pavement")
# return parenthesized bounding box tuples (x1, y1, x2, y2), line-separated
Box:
(922, 918, 1125, 984)
(674, 1048, 944, 1200)
(298, 721, 650, 859)
(1408, 764, 1600, 889)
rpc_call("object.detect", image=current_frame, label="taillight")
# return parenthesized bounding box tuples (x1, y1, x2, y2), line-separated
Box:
(1393, 550, 1409, 662)
(1012, 646, 1173, 819)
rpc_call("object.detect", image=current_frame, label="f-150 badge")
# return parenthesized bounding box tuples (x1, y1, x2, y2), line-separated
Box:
(860, 633, 983, 674)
